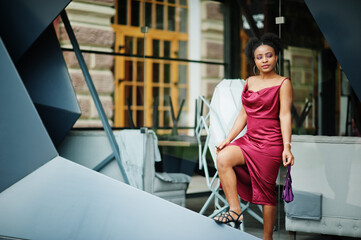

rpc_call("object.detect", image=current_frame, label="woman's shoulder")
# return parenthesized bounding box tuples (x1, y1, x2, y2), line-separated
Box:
(278, 76, 291, 85)
(246, 75, 257, 84)
(279, 76, 293, 93)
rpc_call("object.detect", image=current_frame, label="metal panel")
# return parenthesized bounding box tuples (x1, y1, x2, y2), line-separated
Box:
(0, 157, 260, 240)
(305, 0, 361, 101)
(0, 38, 58, 193)
(223, 0, 241, 79)
(16, 25, 81, 146)
(0, 0, 71, 62)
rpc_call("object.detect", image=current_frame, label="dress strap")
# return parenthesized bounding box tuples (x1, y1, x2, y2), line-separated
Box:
(280, 78, 288, 86)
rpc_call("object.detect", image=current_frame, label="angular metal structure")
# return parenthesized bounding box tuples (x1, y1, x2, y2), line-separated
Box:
(305, 0, 361, 101)
(16, 25, 81, 146)
(0, 157, 260, 240)
(0, 0, 260, 239)
(0, 38, 58, 193)
(0, 0, 72, 62)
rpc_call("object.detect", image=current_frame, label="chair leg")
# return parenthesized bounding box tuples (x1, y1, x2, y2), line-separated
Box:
(288, 231, 296, 240)
(199, 191, 216, 215)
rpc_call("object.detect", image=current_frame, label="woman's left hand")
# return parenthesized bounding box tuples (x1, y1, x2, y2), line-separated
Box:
(282, 148, 294, 166)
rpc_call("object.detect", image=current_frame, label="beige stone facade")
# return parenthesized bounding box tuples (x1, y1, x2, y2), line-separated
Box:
(59, 0, 115, 127)
(200, 0, 224, 100)
(58, 0, 228, 128)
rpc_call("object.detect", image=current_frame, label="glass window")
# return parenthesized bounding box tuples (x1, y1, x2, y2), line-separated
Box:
(136, 110, 143, 126)
(156, 4, 164, 30)
(131, 0, 140, 26)
(168, 6, 176, 31)
(152, 63, 160, 83)
(153, 86, 159, 99)
(164, 64, 171, 83)
(117, 0, 127, 25)
(145, 2, 153, 28)
(178, 65, 187, 84)
(124, 37, 133, 54)
(137, 61, 143, 82)
(153, 40, 160, 57)
(178, 40, 187, 59)
(179, 0, 187, 6)
(124, 60, 133, 80)
(136, 86, 143, 105)
(178, 88, 187, 105)
(179, 7, 187, 33)
(164, 88, 170, 106)
(124, 85, 132, 105)
(114, 0, 189, 129)
(164, 41, 171, 58)
(163, 110, 170, 126)
(137, 38, 144, 55)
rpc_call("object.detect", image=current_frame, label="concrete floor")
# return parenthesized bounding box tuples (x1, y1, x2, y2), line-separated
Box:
(185, 176, 360, 240)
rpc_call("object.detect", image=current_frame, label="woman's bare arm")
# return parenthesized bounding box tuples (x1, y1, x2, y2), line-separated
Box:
(279, 79, 294, 166)
(225, 107, 247, 142)
(216, 106, 247, 152)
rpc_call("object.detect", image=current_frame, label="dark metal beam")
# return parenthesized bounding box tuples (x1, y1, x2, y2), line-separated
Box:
(62, 48, 225, 66)
(223, 0, 241, 78)
(61, 10, 129, 184)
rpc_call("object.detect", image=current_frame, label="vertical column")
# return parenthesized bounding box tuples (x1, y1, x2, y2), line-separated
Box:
(223, 0, 241, 79)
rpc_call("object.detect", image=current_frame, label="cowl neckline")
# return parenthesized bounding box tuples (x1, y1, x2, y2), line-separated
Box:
(245, 78, 288, 94)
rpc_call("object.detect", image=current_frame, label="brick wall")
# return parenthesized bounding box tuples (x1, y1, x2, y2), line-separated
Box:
(59, 1, 115, 127)
(201, 0, 224, 100)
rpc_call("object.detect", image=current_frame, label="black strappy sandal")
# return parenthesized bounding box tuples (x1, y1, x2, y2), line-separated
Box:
(214, 210, 243, 229)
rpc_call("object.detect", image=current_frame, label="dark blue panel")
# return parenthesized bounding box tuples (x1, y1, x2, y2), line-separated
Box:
(305, 0, 361, 101)
(35, 103, 80, 147)
(0, 38, 58, 193)
(16, 25, 81, 146)
(0, 157, 260, 240)
(0, 0, 71, 62)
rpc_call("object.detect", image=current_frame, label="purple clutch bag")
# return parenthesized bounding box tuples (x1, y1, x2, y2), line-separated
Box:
(283, 165, 294, 203)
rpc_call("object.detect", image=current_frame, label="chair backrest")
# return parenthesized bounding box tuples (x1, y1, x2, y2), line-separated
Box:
(115, 129, 162, 190)
(196, 79, 246, 174)
(208, 79, 247, 164)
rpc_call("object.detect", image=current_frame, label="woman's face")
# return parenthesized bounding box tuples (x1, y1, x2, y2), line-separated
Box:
(254, 44, 278, 74)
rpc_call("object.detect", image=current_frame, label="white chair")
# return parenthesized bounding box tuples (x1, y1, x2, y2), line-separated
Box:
(195, 79, 263, 229)
(285, 135, 361, 238)
(59, 129, 191, 207)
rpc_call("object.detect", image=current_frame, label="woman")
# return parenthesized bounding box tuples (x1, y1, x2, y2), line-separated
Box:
(213, 33, 294, 240)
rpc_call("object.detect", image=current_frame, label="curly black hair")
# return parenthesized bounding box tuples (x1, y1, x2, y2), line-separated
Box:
(245, 33, 282, 63)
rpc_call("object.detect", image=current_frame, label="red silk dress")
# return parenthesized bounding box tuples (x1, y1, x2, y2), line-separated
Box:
(228, 78, 287, 206)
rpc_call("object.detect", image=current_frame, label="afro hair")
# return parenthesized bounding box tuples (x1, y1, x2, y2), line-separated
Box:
(245, 33, 282, 63)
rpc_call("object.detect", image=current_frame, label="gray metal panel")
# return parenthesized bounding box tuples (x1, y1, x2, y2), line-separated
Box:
(0, 0, 71, 62)
(305, 0, 361, 101)
(0, 38, 58, 193)
(0, 156, 260, 240)
(35, 103, 80, 146)
(16, 25, 81, 146)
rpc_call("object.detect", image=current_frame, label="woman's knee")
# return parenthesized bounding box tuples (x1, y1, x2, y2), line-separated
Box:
(216, 152, 231, 170)
(216, 146, 244, 170)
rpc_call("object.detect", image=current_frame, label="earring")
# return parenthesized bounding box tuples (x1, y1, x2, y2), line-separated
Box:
(253, 65, 257, 75)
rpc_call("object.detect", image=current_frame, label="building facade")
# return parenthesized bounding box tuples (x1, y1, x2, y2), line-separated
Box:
(58, 0, 360, 137)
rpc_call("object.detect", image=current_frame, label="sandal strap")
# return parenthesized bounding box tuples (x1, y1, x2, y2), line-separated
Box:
(219, 211, 233, 222)
(216, 210, 242, 223)
(229, 210, 243, 222)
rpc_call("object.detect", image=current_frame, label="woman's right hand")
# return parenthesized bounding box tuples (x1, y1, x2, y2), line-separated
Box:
(215, 139, 231, 154)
